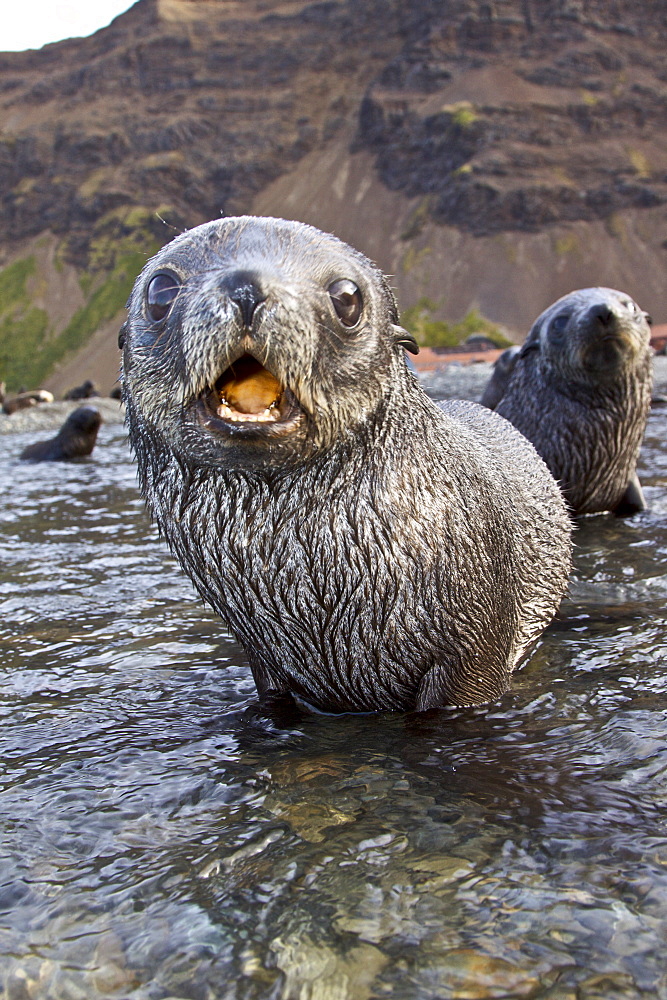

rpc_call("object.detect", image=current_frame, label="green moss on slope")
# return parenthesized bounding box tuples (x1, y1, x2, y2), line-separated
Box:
(0, 199, 176, 390)
(402, 298, 512, 348)
(0, 307, 49, 390)
(55, 248, 155, 361)
(0, 257, 36, 311)
(0, 256, 49, 390)
(0, 243, 158, 392)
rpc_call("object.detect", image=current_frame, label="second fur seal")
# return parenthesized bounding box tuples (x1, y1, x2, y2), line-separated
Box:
(19, 406, 102, 462)
(481, 288, 653, 516)
(121, 216, 571, 713)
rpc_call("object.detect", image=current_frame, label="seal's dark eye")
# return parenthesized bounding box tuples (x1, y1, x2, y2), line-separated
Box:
(146, 273, 181, 322)
(550, 313, 569, 337)
(328, 279, 363, 328)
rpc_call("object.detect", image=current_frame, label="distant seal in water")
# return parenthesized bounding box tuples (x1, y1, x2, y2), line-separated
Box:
(19, 406, 102, 462)
(481, 288, 653, 516)
(120, 215, 571, 713)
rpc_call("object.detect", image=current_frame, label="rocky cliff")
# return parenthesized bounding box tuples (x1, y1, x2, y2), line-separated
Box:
(355, 2, 667, 234)
(1, 0, 666, 392)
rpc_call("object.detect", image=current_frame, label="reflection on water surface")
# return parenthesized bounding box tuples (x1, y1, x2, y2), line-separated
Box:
(0, 372, 666, 999)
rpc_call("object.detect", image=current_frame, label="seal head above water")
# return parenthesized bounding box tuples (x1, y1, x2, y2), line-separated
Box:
(121, 216, 571, 713)
(482, 287, 653, 516)
(19, 406, 102, 462)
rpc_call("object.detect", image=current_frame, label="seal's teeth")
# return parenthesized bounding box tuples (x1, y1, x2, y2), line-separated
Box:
(215, 402, 281, 423)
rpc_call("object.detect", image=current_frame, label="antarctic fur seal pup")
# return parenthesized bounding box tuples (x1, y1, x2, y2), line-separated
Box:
(19, 406, 102, 462)
(121, 216, 571, 713)
(481, 288, 653, 516)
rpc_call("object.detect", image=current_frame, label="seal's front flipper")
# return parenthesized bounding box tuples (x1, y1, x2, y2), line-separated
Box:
(612, 473, 646, 517)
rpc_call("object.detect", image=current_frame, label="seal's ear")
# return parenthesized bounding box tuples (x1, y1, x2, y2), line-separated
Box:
(644, 312, 653, 326)
(118, 322, 128, 350)
(392, 324, 420, 355)
(518, 320, 541, 358)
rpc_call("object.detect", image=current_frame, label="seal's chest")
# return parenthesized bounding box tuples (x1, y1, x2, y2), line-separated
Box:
(213, 487, 409, 617)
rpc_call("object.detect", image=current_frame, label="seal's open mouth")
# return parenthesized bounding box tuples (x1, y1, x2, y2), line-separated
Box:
(196, 353, 304, 437)
(215, 354, 284, 423)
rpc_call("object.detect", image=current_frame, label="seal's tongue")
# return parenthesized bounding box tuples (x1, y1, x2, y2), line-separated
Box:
(216, 354, 283, 423)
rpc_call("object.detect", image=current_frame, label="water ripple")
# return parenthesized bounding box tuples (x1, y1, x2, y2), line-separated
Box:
(0, 405, 666, 998)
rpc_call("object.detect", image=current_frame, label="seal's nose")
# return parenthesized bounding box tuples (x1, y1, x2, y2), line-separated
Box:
(588, 303, 615, 329)
(222, 271, 266, 329)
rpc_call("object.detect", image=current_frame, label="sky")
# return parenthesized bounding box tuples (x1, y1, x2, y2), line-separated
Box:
(3, 1, 137, 52)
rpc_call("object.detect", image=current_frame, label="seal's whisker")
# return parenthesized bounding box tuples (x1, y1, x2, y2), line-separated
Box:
(155, 211, 186, 236)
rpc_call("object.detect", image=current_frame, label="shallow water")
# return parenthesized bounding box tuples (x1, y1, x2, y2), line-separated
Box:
(1, 374, 666, 1000)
